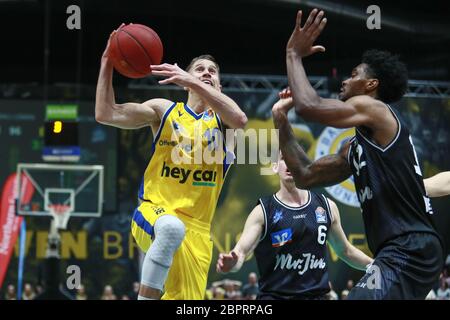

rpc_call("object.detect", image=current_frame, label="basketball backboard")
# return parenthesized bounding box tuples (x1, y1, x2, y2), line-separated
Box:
(16, 163, 104, 218)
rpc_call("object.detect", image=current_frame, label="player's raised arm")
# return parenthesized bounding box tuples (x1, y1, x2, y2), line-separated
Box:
(272, 90, 352, 188)
(95, 29, 172, 130)
(151, 62, 247, 129)
(326, 199, 373, 271)
(216, 205, 264, 273)
(424, 171, 450, 198)
(285, 10, 391, 129)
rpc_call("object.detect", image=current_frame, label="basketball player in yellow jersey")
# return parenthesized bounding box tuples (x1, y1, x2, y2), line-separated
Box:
(95, 31, 247, 300)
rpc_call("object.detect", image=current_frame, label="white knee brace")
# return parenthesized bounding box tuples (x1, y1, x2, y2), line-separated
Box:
(140, 215, 186, 291)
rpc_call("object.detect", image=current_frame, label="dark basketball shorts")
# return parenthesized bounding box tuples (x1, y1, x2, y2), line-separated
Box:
(348, 232, 443, 300)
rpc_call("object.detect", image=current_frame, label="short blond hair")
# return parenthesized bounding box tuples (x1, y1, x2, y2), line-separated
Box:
(186, 54, 220, 73)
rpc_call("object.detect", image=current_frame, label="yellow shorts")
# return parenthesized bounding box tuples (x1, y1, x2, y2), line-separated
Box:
(131, 201, 213, 300)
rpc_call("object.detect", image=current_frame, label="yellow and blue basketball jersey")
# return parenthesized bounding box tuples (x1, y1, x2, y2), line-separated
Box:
(131, 102, 233, 299)
(138, 102, 232, 226)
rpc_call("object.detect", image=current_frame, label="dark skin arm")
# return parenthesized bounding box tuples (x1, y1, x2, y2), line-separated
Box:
(286, 9, 398, 147)
(272, 89, 352, 189)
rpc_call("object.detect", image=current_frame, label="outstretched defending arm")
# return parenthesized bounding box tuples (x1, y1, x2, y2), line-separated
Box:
(216, 205, 264, 273)
(272, 90, 352, 189)
(285, 9, 390, 130)
(327, 199, 373, 270)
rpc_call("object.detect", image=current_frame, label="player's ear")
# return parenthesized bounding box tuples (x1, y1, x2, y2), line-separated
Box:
(366, 78, 379, 91)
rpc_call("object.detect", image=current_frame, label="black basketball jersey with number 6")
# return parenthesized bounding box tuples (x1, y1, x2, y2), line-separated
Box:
(254, 192, 332, 298)
(348, 104, 439, 255)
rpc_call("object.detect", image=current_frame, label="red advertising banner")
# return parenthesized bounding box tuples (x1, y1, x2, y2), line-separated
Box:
(0, 173, 34, 288)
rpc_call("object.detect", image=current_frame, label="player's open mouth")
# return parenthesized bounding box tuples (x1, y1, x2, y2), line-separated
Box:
(286, 170, 292, 176)
(202, 79, 214, 87)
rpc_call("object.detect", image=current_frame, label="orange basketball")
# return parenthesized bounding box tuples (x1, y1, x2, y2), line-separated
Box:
(109, 23, 163, 78)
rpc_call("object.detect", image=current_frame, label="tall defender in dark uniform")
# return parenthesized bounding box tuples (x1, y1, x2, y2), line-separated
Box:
(216, 92, 372, 300)
(274, 9, 444, 299)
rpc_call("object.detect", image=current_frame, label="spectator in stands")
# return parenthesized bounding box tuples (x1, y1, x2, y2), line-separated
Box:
(128, 281, 140, 300)
(437, 277, 450, 300)
(346, 279, 354, 291)
(242, 272, 259, 300)
(223, 279, 240, 299)
(76, 284, 88, 300)
(213, 286, 225, 300)
(441, 269, 450, 288)
(4, 284, 16, 300)
(234, 291, 243, 300)
(22, 283, 36, 300)
(101, 285, 117, 300)
(341, 289, 349, 300)
(35, 285, 44, 296)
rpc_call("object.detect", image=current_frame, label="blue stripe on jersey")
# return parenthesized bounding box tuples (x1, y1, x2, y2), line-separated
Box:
(138, 177, 144, 200)
(132, 208, 154, 237)
(184, 103, 204, 120)
(153, 102, 177, 146)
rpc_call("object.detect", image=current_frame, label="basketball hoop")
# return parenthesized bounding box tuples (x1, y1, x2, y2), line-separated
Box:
(49, 204, 72, 230)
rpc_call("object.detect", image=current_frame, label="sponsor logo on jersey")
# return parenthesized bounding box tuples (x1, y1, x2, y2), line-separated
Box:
(274, 253, 326, 275)
(315, 206, 327, 223)
(172, 120, 186, 135)
(160, 161, 217, 186)
(158, 140, 177, 147)
(172, 120, 180, 131)
(273, 210, 283, 224)
(293, 214, 306, 219)
(151, 205, 165, 215)
(315, 127, 359, 207)
(203, 109, 214, 121)
(270, 228, 292, 247)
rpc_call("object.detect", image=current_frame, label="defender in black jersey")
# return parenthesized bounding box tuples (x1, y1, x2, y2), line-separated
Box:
(216, 153, 373, 300)
(273, 9, 444, 299)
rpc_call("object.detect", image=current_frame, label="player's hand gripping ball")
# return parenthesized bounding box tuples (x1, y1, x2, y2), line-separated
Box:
(109, 23, 163, 78)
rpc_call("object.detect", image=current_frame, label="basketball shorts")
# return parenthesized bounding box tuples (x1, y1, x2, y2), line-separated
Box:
(131, 200, 213, 300)
(348, 232, 443, 300)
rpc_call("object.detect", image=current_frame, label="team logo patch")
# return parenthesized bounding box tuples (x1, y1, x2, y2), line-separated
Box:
(151, 205, 165, 215)
(270, 228, 292, 248)
(172, 120, 186, 135)
(315, 206, 327, 223)
(172, 120, 180, 131)
(273, 210, 283, 224)
(315, 127, 359, 207)
(203, 109, 214, 121)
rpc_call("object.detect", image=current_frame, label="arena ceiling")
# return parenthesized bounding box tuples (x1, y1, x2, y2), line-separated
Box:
(1, 0, 449, 84)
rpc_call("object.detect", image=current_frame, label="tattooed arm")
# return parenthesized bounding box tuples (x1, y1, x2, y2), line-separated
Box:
(272, 89, 352, 189)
